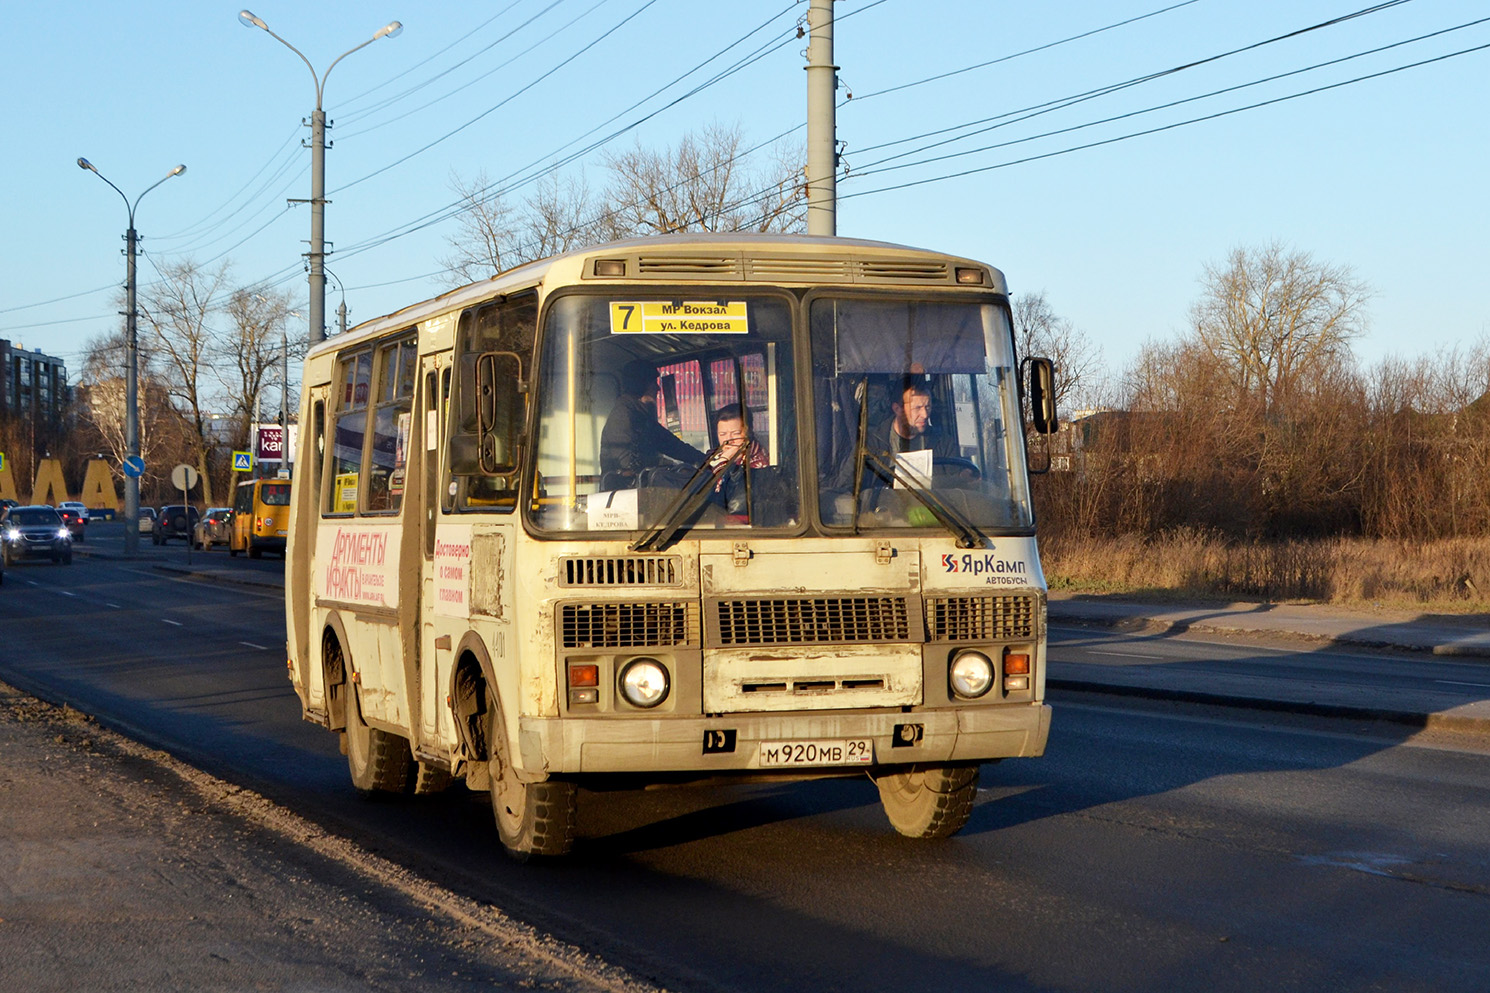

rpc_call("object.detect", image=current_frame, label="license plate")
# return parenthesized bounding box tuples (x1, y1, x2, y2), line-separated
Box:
(758, 738, 873, 768)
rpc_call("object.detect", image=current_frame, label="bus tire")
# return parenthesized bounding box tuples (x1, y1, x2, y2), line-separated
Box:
(413, 763, 452, 795)
(249, 544, 263, 560)
(345, 686, 414, 796)
(874, 762, 979, 840)
(487, 691, 575, 858)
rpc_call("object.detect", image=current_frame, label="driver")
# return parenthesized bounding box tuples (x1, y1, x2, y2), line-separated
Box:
(599, 359, 705, 480)
(879, 375, 957, 459)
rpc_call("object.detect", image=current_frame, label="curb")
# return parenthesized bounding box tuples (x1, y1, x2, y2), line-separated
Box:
(1047, 677, 1490, 734)
(1047, 608, 1490, 664)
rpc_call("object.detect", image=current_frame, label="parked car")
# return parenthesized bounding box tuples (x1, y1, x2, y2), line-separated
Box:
(137, 506, 158, 534)
(2, 505, 73, 565)
(194, 507, 233, 550)
(152, 505, 199, 545)
(58, 501, 89, 541)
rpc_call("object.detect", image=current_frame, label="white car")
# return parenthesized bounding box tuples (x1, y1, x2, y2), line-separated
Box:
(136, 507, 157, 534)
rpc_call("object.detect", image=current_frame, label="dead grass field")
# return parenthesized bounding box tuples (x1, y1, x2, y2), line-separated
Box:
(1041, 531, 1490, 612)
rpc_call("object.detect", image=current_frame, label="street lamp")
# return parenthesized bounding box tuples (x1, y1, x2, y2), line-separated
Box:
(77, 157, 186, 557)
(238, 9, 401, 348)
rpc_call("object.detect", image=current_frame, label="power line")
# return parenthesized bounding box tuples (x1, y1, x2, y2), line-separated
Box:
(837, 40, 1490, 202)
(852, 12, 1487, 179)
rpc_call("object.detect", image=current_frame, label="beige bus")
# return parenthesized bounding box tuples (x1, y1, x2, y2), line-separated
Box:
(285, 233, 1058, 858)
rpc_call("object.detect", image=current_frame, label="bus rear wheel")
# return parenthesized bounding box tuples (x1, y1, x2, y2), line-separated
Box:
(345, 686, 414, 796)
(487, 692, 575, 858)
(874, 762, 980, 839)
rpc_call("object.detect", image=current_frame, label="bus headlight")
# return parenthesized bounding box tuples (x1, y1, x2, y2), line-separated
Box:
(618, 657, 670, 709)
(949, 650, 995, 699)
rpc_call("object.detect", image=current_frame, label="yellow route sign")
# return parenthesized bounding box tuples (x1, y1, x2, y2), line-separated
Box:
(609, 301, 749, 335)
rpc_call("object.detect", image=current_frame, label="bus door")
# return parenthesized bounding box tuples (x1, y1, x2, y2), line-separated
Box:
(418, 353, 453, 748)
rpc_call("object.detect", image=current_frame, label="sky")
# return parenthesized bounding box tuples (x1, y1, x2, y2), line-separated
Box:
(2, 0, 1486, 394)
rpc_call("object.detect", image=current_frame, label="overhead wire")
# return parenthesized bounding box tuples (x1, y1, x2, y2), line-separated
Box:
(837, 39, 1490, 202)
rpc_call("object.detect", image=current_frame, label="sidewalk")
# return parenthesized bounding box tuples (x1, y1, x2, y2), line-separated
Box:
(1047, 592, 1490, 733)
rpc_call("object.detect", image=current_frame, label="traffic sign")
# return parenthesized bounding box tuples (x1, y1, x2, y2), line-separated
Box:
(122, 455, 145, 479)
(232, 451, 253, 472)
(170, 463, 200, 491)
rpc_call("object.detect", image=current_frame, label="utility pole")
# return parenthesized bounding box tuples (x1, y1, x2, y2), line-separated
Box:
(805, 0, 837, 237)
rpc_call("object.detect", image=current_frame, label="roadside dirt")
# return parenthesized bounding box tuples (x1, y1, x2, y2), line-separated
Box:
(0, 681, 662, 993)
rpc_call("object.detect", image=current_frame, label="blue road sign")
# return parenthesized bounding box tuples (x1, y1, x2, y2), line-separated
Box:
(233, 451, 253, 472)
(122, 455, 145, 479)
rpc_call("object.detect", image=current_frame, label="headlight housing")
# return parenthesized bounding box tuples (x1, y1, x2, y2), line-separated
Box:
(949, 650, 995, 699)
(618, 657, 670, 709)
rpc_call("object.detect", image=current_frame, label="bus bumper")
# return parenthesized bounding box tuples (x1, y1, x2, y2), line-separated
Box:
(518, 703, 1050, 776)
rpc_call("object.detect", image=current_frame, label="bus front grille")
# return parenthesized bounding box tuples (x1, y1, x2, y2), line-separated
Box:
(924, 594, 1037, 641)
(560, 555, 682, 587)
(560, 601, 699, 649)
(715, 596, 911, 646)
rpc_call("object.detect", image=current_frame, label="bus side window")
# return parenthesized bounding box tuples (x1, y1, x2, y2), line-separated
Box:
(446, 293, 536, 513)
(365, 336, 417, 514)
(326, 350, 372, 515)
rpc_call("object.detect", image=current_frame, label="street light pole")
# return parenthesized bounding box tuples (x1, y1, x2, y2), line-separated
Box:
(77, 158, 186, 557)
(238, 10, 401, 348)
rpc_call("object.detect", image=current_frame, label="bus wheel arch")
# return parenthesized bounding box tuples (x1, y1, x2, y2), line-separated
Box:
(448, 638, 576, 858)
(320, 617, 352, 733)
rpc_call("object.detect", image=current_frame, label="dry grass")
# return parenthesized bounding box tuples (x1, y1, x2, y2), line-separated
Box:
(1041, 530, 1490, 612)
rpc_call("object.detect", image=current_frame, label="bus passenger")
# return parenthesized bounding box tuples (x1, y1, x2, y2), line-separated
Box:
(599, 359, 705, 482)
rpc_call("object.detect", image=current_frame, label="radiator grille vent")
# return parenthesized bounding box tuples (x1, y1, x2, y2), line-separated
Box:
(561, 556, 681, 587)
(925, 594, 1037, 641)
(636, 255, 741, 278)
(746, 257, 852, 281)
(859, 260, 951, 282)
(560, 601, 698, 649)
(716, 596, 910, 645)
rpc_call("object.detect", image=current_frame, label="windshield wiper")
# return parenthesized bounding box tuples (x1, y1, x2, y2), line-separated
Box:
(629, 446, 734, 552)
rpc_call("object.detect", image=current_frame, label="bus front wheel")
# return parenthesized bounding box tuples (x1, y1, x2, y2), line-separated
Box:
(873, 762, 980, 840)
(345, 685, 414, 796)
(487, 692, 575, 858)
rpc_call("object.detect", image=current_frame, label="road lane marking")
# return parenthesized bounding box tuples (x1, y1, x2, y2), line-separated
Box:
(163, 619, 183, 627)
(1435, 679, 1490, 689)
(59, 590, 78, 597)
(107, 603, 121, 609)
(1089, 650, 1166, 660)
(240, 641, 268, 650)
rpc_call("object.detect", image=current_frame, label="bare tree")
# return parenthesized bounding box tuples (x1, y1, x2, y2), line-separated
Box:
(438, 169, 520, 287)
(1190, 242, 1371, 410)
(139, 259, 230, 505)
(217, 288, 302, 450)
(602, 122, 805, 236)
(1011, 290, 1104, 413)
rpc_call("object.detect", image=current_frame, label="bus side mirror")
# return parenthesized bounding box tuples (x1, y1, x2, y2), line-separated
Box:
(1026, 357, 1058, 435)
(476, 351, 525, 474)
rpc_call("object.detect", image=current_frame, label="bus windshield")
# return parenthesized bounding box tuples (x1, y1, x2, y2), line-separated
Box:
(810, 296, 1033, 532)
(530, 292, 799, 535)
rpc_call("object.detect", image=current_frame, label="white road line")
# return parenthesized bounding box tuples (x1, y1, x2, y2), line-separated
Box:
(107, 603, 121, 609)
(58, 590, 78, 597)
(1088, 649, 1166, 660)
(1435, 679, 1490, 689)
(240, 641, 268, 650)
(162, 619, 183, 627)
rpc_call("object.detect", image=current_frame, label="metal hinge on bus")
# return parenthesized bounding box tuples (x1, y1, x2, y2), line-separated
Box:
(733, 542, 752, 567)
(876, 541, 894, 565)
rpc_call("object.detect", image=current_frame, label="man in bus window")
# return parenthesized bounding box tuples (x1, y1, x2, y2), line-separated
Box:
(600, 359, 704, 481)
(880, 375, 957, 458)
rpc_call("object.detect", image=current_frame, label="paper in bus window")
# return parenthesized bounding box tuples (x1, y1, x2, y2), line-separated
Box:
(609, 301, 749, 335)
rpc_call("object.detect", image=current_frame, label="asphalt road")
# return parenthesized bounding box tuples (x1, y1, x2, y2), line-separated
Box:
(3, 551, 1489, 992)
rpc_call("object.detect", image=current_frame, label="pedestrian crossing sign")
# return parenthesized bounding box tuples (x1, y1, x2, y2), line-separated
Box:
(233, 451, 253, 472)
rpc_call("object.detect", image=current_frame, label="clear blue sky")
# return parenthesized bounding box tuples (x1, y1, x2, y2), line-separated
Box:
(3, 0, 1485, 387)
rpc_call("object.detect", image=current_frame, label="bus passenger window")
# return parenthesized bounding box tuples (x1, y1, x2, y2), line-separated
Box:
(326, 350, 371, 514)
